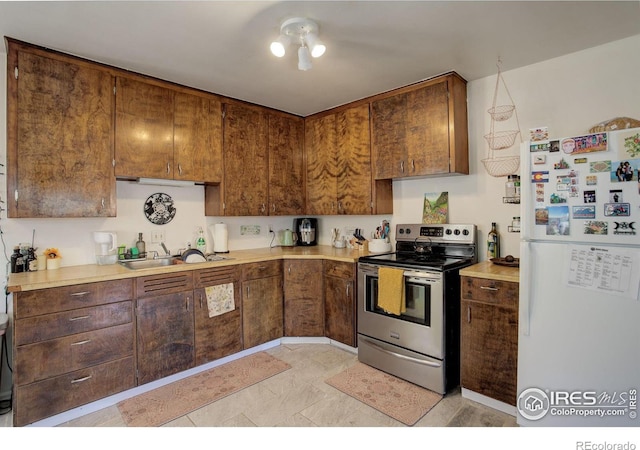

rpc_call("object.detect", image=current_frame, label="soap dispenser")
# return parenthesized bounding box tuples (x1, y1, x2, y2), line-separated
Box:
(196, 227, 206, 253)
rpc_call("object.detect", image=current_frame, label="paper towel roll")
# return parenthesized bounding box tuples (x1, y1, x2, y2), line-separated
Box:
(210, 223, 229, 253)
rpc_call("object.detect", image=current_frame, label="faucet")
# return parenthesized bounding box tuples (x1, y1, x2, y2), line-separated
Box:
(160, 242, 171, 256)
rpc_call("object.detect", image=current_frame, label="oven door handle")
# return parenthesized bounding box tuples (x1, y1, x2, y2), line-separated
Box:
(360, 336, 442, 368)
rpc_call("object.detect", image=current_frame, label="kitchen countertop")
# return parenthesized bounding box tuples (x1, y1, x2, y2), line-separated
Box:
(460, 260, 519, 283)
(8, 245, 372, 292)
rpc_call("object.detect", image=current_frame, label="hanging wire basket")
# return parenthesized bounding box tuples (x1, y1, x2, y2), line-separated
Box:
(487, 104, 515, 121)
(482, 155, 520, 177)
(484, 129, 520, 150)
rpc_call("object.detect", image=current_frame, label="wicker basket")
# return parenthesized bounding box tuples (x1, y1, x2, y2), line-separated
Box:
(482, 155, 520, 178)
(487, 105, 515, 121)
(484, 130, 520, 150)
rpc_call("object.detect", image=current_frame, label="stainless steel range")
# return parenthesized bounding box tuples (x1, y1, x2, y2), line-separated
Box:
(357, 223, 477, 394)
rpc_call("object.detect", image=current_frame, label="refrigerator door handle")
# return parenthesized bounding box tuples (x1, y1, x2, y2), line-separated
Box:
(520, 240, 531, 336)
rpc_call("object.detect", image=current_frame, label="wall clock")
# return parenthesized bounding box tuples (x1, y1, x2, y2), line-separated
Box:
(144, 193, 176, 225)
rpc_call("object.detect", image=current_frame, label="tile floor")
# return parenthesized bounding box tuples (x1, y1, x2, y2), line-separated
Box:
(0, 343, 517, 428)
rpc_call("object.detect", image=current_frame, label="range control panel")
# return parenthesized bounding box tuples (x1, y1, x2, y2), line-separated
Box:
(395, 224, 477, 244)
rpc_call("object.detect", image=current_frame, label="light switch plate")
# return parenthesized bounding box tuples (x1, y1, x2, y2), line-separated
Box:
(150, 230, 166, 243)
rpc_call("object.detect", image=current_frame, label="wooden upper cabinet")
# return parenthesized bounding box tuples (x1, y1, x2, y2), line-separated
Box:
(371, 73, 469, 179)
(115, 77, 174, 179)
(115, 77, 223, 183)
(223, 103, 269, 216)
(305, 113, 338, 215)
(306, 104, 380, 215)
(336, 104, 372, 215)
(268, 114, 305, 215)
(6, 41, 116, 217)
(174, 92, 223, 183)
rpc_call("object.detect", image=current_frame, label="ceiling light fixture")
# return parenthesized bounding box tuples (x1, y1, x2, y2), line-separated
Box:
(270, 17, 326, 71)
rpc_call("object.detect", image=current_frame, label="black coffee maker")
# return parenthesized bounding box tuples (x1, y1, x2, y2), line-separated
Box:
(293, 218, 318, 246)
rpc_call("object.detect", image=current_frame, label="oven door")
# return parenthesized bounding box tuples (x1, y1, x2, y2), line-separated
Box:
(357, 262, 444, 359)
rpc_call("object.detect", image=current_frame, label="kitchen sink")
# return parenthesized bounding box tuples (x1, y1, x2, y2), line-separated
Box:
(118, 257, 179, 270)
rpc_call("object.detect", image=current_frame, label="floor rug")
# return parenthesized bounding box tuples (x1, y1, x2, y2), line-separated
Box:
(117, 352, 290, 427)
(325, 362, 443, 426)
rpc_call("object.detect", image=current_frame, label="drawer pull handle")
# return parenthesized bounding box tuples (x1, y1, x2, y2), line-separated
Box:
(71, 375, 92, 384)
(480, 286, 499, 291)
(70, 291, 91, 297)
(71, 339, 92, 346)
(69, 315, 90, 321)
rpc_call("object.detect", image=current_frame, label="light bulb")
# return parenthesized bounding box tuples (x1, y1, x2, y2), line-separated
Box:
(305, 33, 326, 58)
(270, 35, 290, 57)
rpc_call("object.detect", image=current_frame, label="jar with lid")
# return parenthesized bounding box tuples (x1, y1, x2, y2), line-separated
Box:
(512, 216, 521, 229)
(505, 174, 520, 199)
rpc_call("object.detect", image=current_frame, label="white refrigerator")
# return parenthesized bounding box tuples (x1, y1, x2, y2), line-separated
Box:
(517, 128, 640, 426)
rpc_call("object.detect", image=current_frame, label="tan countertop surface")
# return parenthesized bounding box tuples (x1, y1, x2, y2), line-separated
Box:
(459, 260, 520, 283)
(8, 245, 371, 292)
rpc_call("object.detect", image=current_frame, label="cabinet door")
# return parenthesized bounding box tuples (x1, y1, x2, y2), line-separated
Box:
(460, 299, 518, 405)
(305, 113, 338, 215)
(268, 114, 305, 215)
(371, 93, 407, 179)
(136, 291, 194, 385)
(405, 81, 450, 176)
(336, 104, 372, 215)
(9, 47, 115, 217)
(115, 77, 174, 179)
(324, 275, 356, 347)
(242, 276, 283, 348)
(223, 103, 269, 216)
(284, 260, 324, 337)
(174, 92, 223, 183)
(193, 266, 243, 365)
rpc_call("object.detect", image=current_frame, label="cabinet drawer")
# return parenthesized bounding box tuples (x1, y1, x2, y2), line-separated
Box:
(15, 301, 132, 346)
(461, 276, 518, 307)
(324, 260, 354, 279)
(15, 323, 134, 385)
(15, 279, 134, 319)
(242, 260, 282, 280)
(194, 265, 240, 288)
(14, 356, 135, 427)
(136, 271, 194, 298)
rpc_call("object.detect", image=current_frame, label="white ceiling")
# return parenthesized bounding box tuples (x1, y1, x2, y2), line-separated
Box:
(1, 1, 639, 116)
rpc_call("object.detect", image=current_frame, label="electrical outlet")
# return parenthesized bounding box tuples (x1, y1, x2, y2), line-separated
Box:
(268, 224, 274, 233)
(150, 230, 166, 243)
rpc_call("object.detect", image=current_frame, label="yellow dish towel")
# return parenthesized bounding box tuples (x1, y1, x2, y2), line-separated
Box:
(377, 267, 406, 316)
(205, 283, 235, 318)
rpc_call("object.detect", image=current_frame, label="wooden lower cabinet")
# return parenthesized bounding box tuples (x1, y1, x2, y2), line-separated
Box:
(12, 279, 135, 426)
(241, 261, 283, 348)
(323, 260, 357, 346)
(193, 265, 243, 365)
(284, 259, 324, 337)
(135, 272, 195, 385)
(460, 275, 519, 405)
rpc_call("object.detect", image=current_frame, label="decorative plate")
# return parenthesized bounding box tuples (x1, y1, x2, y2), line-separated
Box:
(144, 193, 176, 225)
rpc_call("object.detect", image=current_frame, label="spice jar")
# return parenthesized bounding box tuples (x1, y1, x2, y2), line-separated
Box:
(505, 174, 520, 199)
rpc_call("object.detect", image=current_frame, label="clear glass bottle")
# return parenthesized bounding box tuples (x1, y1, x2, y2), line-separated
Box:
(136, 233, 146, 258)
(487, 222, 500, 259)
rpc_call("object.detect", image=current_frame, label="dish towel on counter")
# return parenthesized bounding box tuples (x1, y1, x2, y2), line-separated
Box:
(377, 267, 406, 316)
(205, 283, 235, 318)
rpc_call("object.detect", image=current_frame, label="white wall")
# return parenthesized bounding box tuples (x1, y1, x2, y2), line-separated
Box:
(1, 34, 638, 398)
